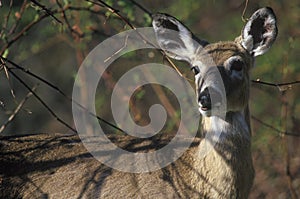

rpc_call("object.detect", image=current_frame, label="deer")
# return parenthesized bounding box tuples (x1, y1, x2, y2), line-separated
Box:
(0, 7, 277, 199)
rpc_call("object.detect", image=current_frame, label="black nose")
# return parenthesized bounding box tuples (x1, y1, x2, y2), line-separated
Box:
(198, 88, 211, 111)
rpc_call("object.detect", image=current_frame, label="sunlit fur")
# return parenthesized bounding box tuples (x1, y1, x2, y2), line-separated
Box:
(0, 8, 277, 199)
(0, 34, 256, 199)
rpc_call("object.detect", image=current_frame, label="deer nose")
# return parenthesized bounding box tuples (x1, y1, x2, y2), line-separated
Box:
(198, 88, 211, 111)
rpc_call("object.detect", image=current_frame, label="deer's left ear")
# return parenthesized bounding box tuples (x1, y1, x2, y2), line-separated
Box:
(241, 7, 278, 57)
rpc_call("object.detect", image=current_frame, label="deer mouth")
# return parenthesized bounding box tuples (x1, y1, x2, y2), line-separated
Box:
(199, 101, 223, 117)
(200, 106, 209, 111)
(198, 106, 212, 117)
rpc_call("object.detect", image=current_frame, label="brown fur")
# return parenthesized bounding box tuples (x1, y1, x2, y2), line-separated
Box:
(1, 7, 278, 198)
(0, 40, 255, 198)
(0, 129, 253, 199)
(0, 41, 255, 199)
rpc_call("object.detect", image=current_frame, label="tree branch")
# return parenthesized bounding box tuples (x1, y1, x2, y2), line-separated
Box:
(30, 0, 63, 24)
(1, 56, 127, 134)
(0, 86, 37, 134)
(251, 115, 300, 137)
(125, 0, 152, 16)
(7, 68, 77, 133)
(252, 79, 300, 91)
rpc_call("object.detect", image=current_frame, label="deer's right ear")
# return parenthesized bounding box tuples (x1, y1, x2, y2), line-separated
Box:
(152, 13, 208, 63)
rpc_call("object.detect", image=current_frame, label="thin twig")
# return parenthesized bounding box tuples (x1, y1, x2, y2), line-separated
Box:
(7, 68, 77, 133)
(87, 0, 191, 84)
(67, 5, 105, 15)
(125, 0, 152, 16)
(0, 13, 49, 55)
(0, 86, 37, 134)
(56, 0, 84, 38)
(241, 0, 249, 22)
(30, 0, 63, 24)
(1, 56, 127, 134)
(2, 63, 15, 98)
(86, 0, 136, 30)
(252, 79, 300, 91)
(7, 0, 28, 35)
(1, 2, 96, 55)
(1, 0, 14, 35)
(163, 55, 194, 83)
(251, 116, 300, 137)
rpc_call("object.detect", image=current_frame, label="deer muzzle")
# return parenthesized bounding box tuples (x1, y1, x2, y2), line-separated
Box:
(198, 87, 223, 117)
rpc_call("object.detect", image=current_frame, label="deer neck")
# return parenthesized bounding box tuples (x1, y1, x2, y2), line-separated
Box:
(201, 109, 251, 143)
(185, 109, 254, 198)
(197, 109, 253, 171)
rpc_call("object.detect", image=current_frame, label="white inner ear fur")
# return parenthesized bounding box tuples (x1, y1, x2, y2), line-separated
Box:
(242, 12, 277, 57)
(241, 27, 254, 53)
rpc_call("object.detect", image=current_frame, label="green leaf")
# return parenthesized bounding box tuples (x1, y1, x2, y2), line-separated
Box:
(2, 49, 9, 58)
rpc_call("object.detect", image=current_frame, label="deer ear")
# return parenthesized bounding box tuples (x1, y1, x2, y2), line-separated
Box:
(241, 7, 278, 57)
(152, 13, 208, 63)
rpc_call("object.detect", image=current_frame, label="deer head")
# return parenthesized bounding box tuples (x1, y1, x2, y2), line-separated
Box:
(152, 7, 277, 118)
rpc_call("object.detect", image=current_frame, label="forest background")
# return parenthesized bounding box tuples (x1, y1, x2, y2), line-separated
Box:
(0, 0, 299, 198)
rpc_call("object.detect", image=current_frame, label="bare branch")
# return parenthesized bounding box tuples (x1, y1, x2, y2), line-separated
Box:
(1, 0, 14, 34)
(56, 0, 84, 39)
(7, 68, 77, 133)
(30, 0, 63, 24)
(251, 115, 300, 137)
(252, 79, 300, 91)
(86, 0, 136, 30)
(1, 62, 15, 98)
(125, 0, 152, 16)
(7, 0, 28, 35)
(0, 86, 37, 134)
(241, 0, 249, 22)
(0, 13, 49, 55)
(1, 56, 127, 134)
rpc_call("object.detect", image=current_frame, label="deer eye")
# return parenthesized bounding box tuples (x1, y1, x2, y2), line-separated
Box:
(230, 60, 244, 72)
(191, 66, 200, 75)
(225, 56, 245, 71)
(225, 56, 245, 80)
